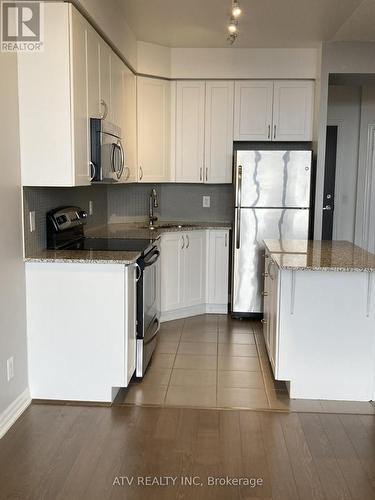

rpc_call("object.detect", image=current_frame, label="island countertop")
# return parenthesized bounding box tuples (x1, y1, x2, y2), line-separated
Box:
(264, 240, 375, 272)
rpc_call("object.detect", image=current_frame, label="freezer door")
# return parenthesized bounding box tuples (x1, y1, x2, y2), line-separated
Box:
(232, 208, 310, 315)
(235, 150, 312, 208)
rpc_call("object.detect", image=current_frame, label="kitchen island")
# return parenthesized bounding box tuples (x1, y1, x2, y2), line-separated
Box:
(263, 240, 375, 401)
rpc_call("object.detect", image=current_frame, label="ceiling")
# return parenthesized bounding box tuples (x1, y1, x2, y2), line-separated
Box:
(121, 0, 375, 48)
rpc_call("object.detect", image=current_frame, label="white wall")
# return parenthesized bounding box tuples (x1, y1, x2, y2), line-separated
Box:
(355, 86, 375, 252)
(137, 46, 319, 80)
(0, 54, 28, 420)
(327, 86, 361, 243)
(169, 48, 318, 79)
(73, 0, 137, 69)
(137, 41, 171, 78)
(314, 42, 375, 239)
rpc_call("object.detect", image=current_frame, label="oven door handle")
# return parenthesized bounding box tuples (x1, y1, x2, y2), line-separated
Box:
(144, 250, 160, 267)
(144, 317, 160, 345)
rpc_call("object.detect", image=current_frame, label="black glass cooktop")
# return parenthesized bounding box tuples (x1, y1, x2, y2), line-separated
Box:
(65, 238, 153, 253)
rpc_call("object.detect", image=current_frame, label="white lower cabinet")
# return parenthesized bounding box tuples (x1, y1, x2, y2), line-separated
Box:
(26, 262, 136, 403)
(206, 230, 230, 309)
(263, 256, 280, 374)
(161, 230, 229, 320)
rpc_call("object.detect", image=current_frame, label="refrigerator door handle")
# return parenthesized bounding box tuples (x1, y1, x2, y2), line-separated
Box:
(236, 208, 241, 249)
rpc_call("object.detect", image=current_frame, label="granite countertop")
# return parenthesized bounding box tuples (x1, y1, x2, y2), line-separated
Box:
(24, 249, 141, 265)
(25, 221, 232, 265)
(86, 221, 232, 239)
(264, 240, 375, 272)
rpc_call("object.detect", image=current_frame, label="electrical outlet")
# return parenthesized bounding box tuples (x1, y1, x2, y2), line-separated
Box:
(7, 357, 14, 381)
(29, 211, 36, 232)
(89, 201, 94, 216)
(203, 196, 211, 208)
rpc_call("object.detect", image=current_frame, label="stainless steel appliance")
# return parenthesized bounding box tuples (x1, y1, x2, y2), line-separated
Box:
(46, 206, 161, 378)
(136, 242, 161, 377)
(90, 119, 125, 182)
(232, 147, 312, 318)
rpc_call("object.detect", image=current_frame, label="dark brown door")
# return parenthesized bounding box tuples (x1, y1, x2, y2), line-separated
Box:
(322, 126, 338, 240)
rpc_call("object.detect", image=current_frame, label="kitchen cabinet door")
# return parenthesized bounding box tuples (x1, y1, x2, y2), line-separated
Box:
(122, 66, 137, 183)
(125, 264, 136, 384)
(111, 53, 125, 130)
(207, 230, 229, 306)
(137, 77, 172, 182)
(175, 81, 205, 182)
(87, 26, 101, 119)
(273, 81, 314, 141)
(205, 82, 234, 184)
(184, 231, 206, 307)
(18, 3, 90, 186)
(262, 254, 271, 356)
(268, 259, 280, 375)
(234, 81, 274, 141)
(70, 7, 90, 185)
(160, 233, 184, 313)
(99, 40, 112, 121)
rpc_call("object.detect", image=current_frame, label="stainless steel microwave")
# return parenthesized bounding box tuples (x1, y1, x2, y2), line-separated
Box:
(90, 119, 125, 183)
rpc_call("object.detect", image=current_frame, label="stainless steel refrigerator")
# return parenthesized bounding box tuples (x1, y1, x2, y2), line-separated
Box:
(232, 148, 312, 317)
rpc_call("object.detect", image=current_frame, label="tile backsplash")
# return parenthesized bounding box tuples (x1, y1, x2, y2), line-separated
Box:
(107, 183, 234, 223)
(23, 185, 108, 255)
(23, 183, 233, 255)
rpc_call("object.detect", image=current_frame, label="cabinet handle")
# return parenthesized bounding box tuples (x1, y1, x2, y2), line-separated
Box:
(261, 319, 267, 325)
(200, 168, 203, 182)
(139, 166, 143, 181)
(205, 167, 208, 182)
(273, 124, 276, 139)
(89, 161, 96, 181)
(262, 272, 269, 278)
(135, 263, 142, 282)
(268, 125, 271, 139)
(100, 99, 108, 120)
(225, 233, 228, 247)
(181, 235, 185, 249)
(186, 234, 190, 249)
(261, 292, 268, 297)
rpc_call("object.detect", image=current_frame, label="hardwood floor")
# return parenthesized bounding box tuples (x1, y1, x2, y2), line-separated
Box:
(1, 403, 375, 499)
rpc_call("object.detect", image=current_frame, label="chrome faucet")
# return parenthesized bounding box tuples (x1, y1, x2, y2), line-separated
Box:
(149, 188, 158, 226)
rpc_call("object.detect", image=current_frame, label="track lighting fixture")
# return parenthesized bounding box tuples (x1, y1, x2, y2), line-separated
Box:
(227, 1, 242, 45)
(232, 1, 242, 18)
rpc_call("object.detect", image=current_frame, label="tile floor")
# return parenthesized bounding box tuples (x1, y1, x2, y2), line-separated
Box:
(114, 314, 375, 414)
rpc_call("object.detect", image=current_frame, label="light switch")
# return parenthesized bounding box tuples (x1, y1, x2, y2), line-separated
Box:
(203, 196, 211, 208)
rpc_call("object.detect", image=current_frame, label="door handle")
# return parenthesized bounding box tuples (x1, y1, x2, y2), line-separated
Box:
(322, 205, 332, 211)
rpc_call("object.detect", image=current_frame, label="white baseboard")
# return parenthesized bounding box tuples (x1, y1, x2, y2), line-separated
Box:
(0, 388, 31, 439)
(161, 304, 228, 322)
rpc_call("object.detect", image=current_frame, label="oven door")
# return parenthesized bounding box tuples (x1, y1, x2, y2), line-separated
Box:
(136, 244, 161, 377)
(100, 132, 124, 182)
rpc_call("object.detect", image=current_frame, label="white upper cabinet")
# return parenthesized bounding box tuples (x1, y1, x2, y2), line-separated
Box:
(122, 66, 137, 183)
(18, 3, 91, 186)
(137, 77, 173, 182)
(234, 80, 314, 142)
(86, 25, 101, 120)
(205, 81, 234, 183)
(234, 81, 274, 141)
(175, 81, 206, 183)
(272, 81, 315, 141)
(99, 40, 112, 121)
